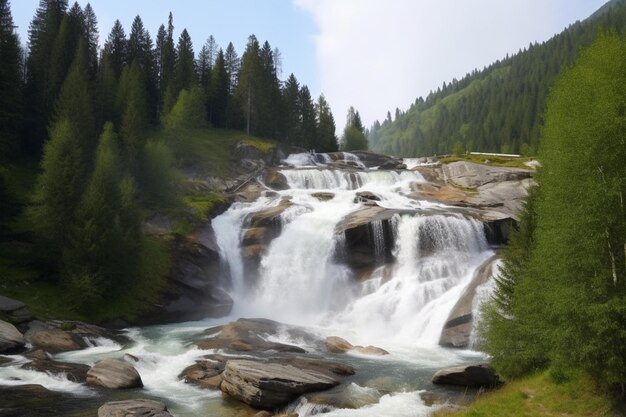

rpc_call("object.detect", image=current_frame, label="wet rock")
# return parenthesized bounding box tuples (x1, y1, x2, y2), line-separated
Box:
(221, 359, 340, 409)
(324, 336, 388, 356)
(355, 191, 381, 203)
(98, 399, 172, 417)
(196, 318, 305, 353)
(311, 192, 335, 201)
(0, 384, 77, 416)
(263, 169, 289, 190)
(338, 151, 403, 169)
(432, 364, 501, 388)
(253, 412, 273, 417)
(0, 296, 34, 325)
(24, 349, 49, 360)
(24, 320, 128, 353)
(324, 336, 354, 353)
(247, 198, 293, 228)
(86, 359, 143, 389)
(0, 320, 25, 353)
(22, 359, 90, 383)
(179, 360, 225, 389)
(440, 256, 498, 349)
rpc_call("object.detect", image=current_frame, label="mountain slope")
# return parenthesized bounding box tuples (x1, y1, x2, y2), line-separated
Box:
(369, 0, 626, 157)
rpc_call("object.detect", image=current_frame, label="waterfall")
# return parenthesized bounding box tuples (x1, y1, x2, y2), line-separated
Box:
(212, 157, 495, 348)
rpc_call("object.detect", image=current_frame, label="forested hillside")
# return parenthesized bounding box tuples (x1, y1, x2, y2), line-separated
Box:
(0, 0, 340, 317)
(369, 0, 626, 157)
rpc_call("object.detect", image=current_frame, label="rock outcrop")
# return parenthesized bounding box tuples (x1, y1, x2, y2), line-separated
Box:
(0, 320, 25, 353)
(439, 256, 498, 348)
(442, 161, 532, 189)
(179, 359, 224, 389)
(262, 169, 289, 190)
(86, 359, 143, 389)
(22, 358, 90, 382)
(432, 364, 501, 388)
(220, 359, 340, 409)
(98, 399, 173, 417)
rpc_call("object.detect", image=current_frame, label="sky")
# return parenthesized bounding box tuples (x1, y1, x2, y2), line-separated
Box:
(11, 0, 609, 131)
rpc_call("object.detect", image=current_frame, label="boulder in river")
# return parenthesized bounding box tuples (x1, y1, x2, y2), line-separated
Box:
(179, 359, 224, 389)
(0, 320, 25, 353)
(324, 336, 389, 356)
(432, 364, 501, 388)
(196, 318, 306, 353)
(22, 359, 90, 383)
(24, 320, 129, 353)
(86, 358, 143, 389)
(262, 169, 289, 190)
(98, 399, 172, 417)
(220, 359, 340, 409)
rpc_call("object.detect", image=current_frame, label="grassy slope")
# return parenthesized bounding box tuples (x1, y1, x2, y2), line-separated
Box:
(0, 127, 274, 323)
(439, 153, 535, 169)
(434, 371, 613, 417)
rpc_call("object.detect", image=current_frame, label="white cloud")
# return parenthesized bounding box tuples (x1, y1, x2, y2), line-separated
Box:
(295, 0, 606, 131)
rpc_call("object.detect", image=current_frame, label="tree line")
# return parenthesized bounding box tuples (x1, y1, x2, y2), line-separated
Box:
(368, 0, 626, 157)
(481, 32, 626, 393)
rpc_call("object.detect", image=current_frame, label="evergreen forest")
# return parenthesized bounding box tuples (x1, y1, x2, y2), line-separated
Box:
(369, 0, 626, 157)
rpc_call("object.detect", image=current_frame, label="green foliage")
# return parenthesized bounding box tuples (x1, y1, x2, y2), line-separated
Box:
(63, 123, 140, 307)
(30, 118, 84, 254)
(164, 87, 207, 130)
(118, 60, 150, 158)
(434, 370, 612, 417)
(480, 33, 626, 388)
(138, 139, 179, 207)
(452, 141, 465, 156)
(341, 126, 368, 151)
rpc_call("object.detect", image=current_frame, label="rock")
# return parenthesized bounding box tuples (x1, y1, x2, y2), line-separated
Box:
(311, 192, 335, 201)
(138, 235, 233, 324)
(23, 320, 128, 353)
(324, 336, 388, 356)
(0, 320, 25, 353)
(98, 399, 172, 417)
(247, 198, 293, 228)
(220, 359, 340, 409)
(355, 191, 380, 203)
(442, 161, 531, 189)
(440, 256, 498, 348)
(142, 214, 173, 235)
(432, 364, 501, 388)
(86, 359, 143, 389)
(351, 345, 389, 356)
(242, 227, 270, 246)
(0, 296, 34, 325)
(337, 151, 404, 169)
(196, 318, 306, 353)
(22, 359, 90, 383)
(179, 360, 224, 389)
(262, 169, 289, 190)
(324, 336, 354, 353)
(24, 349, 49, 360)
(24, 328, 82, 353)
(378, 160, 407, 170)
(253, 412, 273, 417)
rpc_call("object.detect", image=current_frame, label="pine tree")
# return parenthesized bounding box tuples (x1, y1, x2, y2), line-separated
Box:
(95, 53, 117, 128)
(316, 94, 337, 152)
(82, 3, 98, 76)
(164, 86, 207, 130)
(30, 118, 84, 255)
(23, 0, 68, 154)
(64, 122, 140, 303)
(341, 106, 368, 150)
(299, 85, 317, 149)
(118, 60, 150, 158)
(102, 19, 126, 78)
(224, 41, 239, 95)
(282, 73, 300, 145)
(0, 0, 23, 158)
(208, 49, 228, 127)
(175, 28, 196, 92)
(127, 15, 157, 121)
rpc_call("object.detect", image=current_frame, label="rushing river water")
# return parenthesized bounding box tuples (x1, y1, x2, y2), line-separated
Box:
(0, 152, 496, 417)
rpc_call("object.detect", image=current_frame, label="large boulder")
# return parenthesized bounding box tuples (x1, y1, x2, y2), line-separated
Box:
(305, 383, 382, 410)
(86, 359, 143, 389)
(432, 364, 501, 388)
(0, 320, 25, 353)
(440, 256, 498, 348)
(196, 318, 306, 353)
(98, 399, 172, 417)
(0, 295, 34, 325)
(179, 360, 224, 389)
(220, 359, 340, 409)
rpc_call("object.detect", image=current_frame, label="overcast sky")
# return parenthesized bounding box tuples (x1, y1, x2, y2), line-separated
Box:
(11, 0, 609, 131)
